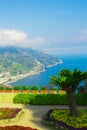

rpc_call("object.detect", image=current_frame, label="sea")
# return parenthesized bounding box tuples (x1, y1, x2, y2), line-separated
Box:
(11, 55, 87, 87)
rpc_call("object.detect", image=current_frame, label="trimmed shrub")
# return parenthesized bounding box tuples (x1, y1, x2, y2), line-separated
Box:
(30, 94, 68, 105)
(13, 93, 87, 105)
(74, 93, 87, 105)
(13, 93, 33, 104)
(13, 93, 68, 105)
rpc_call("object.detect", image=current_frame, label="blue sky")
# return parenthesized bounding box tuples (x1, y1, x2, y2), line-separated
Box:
(0, 0, 87, 56)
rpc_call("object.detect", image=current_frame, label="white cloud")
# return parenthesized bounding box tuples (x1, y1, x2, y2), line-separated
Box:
(0, 29, 44, 48)
(28, 36, 44, 48)
(0, 29, 86, 55)
(0, 29, 27, 46)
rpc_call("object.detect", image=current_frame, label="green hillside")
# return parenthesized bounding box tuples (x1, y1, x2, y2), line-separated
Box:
(0, 46, 59, 77)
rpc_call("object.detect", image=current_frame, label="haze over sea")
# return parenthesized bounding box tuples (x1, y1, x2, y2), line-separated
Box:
(11, 54, 87, 87)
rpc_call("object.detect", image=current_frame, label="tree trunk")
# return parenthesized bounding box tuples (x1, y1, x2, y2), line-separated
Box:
(67, 90, 78, 117)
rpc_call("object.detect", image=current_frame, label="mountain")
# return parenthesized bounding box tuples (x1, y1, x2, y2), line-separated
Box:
(0, 46, 61, 84)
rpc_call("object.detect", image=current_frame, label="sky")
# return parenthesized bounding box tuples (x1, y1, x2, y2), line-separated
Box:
(0, 0, 87, 56)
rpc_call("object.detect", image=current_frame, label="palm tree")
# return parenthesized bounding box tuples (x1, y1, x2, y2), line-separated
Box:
(49, 68, 87, 117)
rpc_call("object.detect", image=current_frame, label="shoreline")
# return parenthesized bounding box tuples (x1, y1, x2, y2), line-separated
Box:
(46, 60, 63, 68)
(5, 69, 45, 86)
(4, 61, 63, 86)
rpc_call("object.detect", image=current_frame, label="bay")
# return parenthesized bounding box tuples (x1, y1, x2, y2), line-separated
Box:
(11, 55, 87, 87)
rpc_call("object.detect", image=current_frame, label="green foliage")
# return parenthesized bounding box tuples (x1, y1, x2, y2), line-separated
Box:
(13, 93, 68, 105)
(50, 86, 56, 90)
(40, 86, 48, 90)
(49, 69, 87, 117)
(0, 46, 59, 76)
(13, 93, 33, 104)
(74, 93, 87, 105)
(50, 109, 87, 128)
(0, 87, 4, 90)
(49, 68, 87, 92)
(78, 85, 84, 90)
(31, 85, 38, 90)
(13, 86, 21, 90)
(22, 86, 31, 90)
(31, 94, 68, 105)
(9, 62, 29, 76)
(13, 93, 87, 105)
(58, 86, 62, 90)
(5, 87, 12, 90)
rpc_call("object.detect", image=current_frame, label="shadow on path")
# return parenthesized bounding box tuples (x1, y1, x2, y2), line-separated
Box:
(22, 105, 69, 130)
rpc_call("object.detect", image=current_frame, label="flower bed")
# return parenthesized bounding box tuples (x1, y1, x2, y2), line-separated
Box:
(41, 109, 87, 130)
(0, 125, 38, 130)
(0, 108, 21, 119)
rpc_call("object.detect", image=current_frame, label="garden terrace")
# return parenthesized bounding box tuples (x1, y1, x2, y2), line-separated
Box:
(13, 93, 87, 105)
(42, 109, 87, 130)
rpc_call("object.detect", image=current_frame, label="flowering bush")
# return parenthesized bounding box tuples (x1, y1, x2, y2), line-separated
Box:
(42, 109, 87, 130)
(0, 108, 21, 119)
(0, 125, 38, 130)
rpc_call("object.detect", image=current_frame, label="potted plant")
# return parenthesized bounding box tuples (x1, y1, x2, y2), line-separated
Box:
(78, 86, 84, 94)
(22, 86, 30, 93)
(40, 86, 48, 94)
(5, 86, 12, 93)
(49, 86, 56, 94)
(58, 90, 66, 94)
(13, 86, 21, 93)
(31, 85, 38, 94)
(0, 86, 4, 93)
(57, 86, 66, 94)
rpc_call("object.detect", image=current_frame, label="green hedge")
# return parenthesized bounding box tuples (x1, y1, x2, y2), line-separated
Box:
(13, 93, 87, 105)
(13, 93, 33, 104)
(29, 94, 68, 105)
(74, 93, 87, 105)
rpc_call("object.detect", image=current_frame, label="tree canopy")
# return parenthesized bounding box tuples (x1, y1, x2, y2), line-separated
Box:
(49, 68, 87, 93)
(49, 68, 87, 117)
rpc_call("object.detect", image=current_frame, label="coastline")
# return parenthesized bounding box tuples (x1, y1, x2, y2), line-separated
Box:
(4, 60, 63, 86)
(46, 59, 63, 68)
(4, 70, 45, 86)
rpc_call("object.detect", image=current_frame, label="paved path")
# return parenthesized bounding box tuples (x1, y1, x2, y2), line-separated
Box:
(0, 103, 87, 130)
(0, 94, 87, 130)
